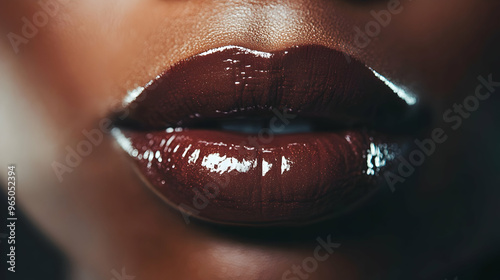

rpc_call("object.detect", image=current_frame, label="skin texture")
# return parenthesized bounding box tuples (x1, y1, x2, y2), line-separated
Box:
(1, 0, 500, 279)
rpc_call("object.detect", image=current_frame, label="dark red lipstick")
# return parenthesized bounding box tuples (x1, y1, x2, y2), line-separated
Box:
(112, 45, 421, 225)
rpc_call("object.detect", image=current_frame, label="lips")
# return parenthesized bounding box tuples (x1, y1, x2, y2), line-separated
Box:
(112, 45, 421, 225)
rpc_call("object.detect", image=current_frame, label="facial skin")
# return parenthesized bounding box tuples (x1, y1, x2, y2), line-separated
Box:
(1, 0, 500, 279)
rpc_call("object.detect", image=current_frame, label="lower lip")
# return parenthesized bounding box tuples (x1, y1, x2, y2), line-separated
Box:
(113, 127, 405, 225)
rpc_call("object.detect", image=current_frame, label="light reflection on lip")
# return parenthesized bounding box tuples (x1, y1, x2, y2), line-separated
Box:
(370, 68, 418, 106)
(201, 152, 257, 174)
(112, 45, 421, 225)
(112, 127, 404, 225)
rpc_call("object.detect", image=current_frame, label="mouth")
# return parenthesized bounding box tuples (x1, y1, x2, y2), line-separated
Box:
(111, 45, 425, 226)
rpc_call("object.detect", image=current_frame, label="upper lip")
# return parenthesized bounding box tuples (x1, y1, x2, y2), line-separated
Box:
(112, 45, 422, 226)
(121, 45, 415, 130)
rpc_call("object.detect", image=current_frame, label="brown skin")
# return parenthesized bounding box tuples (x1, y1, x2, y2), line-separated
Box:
(1, 0, 500, 279)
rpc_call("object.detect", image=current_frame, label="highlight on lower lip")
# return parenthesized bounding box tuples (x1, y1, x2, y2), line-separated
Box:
(112, 45, 420, 225)
(112, 126, 405, 225)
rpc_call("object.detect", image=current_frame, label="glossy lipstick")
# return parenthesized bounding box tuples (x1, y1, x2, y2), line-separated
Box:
(112, 45, 420, 225)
